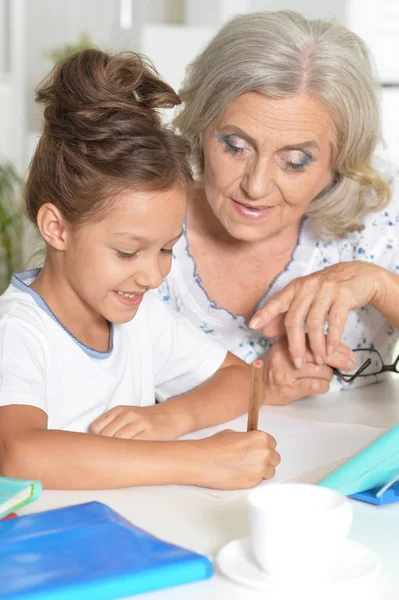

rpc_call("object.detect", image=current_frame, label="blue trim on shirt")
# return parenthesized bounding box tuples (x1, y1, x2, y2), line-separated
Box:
(182, 218, 306, 322)
(11, 269, 114, 359)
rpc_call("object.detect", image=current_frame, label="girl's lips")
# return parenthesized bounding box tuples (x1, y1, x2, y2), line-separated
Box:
(112, 290, 144, 308)
(231, 198, 274, 221)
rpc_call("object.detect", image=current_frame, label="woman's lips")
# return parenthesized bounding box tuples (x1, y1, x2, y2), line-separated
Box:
(230, 198, 274, 220)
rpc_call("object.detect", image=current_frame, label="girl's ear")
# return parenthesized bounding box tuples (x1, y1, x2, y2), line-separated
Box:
(36, 203, 70, 251)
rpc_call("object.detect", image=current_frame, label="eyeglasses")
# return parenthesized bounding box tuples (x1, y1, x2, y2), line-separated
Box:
(333, 348, 399, 383)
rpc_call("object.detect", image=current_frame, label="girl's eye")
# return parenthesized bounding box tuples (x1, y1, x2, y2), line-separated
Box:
(160, 248, 173, 255)
(219, 134, 249, 155)
(282, 150, 313, 173)
(116, 250, 137, 261)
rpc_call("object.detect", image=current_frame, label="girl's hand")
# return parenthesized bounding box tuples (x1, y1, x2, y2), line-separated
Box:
(90, 404, 187, 441)
(196, 429, 281, 490)
(261, 338, 357, 405)
(250, 262, 382, 369)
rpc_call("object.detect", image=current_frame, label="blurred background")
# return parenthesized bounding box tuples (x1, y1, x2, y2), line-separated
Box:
(0, 0, 398, 289)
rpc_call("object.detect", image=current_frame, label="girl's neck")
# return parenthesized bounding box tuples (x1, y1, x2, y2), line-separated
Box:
(30, 261, 110, 352)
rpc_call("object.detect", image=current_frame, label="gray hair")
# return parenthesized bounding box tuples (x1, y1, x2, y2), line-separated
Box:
(175, 10, 390, 238)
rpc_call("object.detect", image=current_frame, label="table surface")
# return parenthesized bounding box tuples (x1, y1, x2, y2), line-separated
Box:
(20, 378, 399, 600)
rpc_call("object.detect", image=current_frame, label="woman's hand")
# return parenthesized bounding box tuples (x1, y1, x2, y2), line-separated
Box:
(250, 262, 384, 369)
(261, 337, 357, 405)
(90, 404, 187, 441)
(196, 429, 281, 489)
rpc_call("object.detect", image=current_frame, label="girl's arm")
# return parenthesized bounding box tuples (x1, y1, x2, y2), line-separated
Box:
(0, 404, 280, 490)
(90, 353, 251, 441)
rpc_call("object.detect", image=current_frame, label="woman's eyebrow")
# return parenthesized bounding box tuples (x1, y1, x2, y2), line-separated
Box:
(280, 141, 319, 151)
(219, 125, 255, 145)
(220, 126, 319, 152)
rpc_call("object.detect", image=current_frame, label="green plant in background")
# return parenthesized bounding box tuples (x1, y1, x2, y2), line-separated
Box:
(46, 33, 94, 64)
(0, 164, 22, 292)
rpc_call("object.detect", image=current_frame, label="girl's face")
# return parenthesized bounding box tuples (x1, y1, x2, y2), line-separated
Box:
(201, 92, 335, 243)
(64, 182, 187, 324)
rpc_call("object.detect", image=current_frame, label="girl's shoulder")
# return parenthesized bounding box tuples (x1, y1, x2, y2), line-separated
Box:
(0, 282, 51, 359)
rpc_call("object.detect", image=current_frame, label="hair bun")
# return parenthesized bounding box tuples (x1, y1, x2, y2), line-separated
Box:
(36, 49, 181, 144)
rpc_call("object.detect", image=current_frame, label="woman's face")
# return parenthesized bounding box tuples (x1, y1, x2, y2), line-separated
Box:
(201, 92, 335, 243)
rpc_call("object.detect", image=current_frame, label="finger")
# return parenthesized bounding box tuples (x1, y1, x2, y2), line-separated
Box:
(335, 342, 355, 357)
(284, 291, 316, 369)
(263, 465, 277, 480)
(249, 287, 296, 330)
(248, 430, 277, 450)
(325, 347, 357, 372)
(90, 406, 123, 434)
(306, 286, 335, 362)
(297, 378, 330, 396)
(266, 434, 277, 450)
(113, 424, 147, 439)
(326, 299, 350, 355)
(259, 315, 285, 338)
(303, 340, 354, 364)
(294, 363, 333, 382)
(96, 415, 133, 437)
(269, 449, 281, 467)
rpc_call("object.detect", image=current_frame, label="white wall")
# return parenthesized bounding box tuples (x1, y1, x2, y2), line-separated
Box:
(0, 0, 9, 73)
(0, 78, 10, 159)
(14, 0, 184, 135)
(3, 0, 399, 169)
(185, 0, 347, 26)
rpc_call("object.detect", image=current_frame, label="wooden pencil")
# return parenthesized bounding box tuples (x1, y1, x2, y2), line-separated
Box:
(247, 359, 264, 432)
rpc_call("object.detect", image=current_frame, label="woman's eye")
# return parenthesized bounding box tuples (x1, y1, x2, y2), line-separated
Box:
(160, 248, 173, 255)
(219, 134, 249, 155)
(116, 250, 137, 260)
(282, 150, 313, 172)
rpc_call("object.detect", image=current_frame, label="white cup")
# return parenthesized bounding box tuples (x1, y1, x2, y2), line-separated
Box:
(247, 483, 353, 580)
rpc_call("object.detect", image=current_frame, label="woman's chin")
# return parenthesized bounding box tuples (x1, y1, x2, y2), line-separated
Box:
(221, 219, 277, 243)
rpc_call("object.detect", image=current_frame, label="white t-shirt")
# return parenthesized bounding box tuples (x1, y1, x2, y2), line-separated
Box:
(155, 173, 399, 391)
(0, 270, 227, 433)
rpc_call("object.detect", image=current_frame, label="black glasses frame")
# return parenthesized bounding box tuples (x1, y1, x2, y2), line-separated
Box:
(333, 348, 399, 383)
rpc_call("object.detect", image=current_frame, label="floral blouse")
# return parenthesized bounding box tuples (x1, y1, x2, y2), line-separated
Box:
(155, 173, 399, 391)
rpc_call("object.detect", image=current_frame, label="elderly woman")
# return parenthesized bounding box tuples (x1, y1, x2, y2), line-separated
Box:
(156, 11, 399, 404)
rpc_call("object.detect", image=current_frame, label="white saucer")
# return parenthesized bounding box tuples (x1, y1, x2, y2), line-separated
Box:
(216, 537, 381, 593)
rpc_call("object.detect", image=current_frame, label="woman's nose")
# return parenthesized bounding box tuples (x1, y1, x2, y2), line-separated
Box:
(241, 158, 277, 200)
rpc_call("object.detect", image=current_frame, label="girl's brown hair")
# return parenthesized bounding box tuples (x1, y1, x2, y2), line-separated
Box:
(25, 49, 193, 227)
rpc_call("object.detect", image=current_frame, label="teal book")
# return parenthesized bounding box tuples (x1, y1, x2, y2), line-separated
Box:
(0, 501, 214, 599)
(319, 423, 399, 497)
(0, 476, 42, 520)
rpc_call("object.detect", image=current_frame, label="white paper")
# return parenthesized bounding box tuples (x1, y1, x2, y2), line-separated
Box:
(180, 411, 384, 498)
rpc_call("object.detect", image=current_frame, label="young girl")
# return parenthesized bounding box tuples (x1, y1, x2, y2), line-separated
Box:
(0, 50, 279, 490)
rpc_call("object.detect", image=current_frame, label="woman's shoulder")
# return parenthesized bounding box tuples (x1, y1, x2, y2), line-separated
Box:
(360, 165, 399, 235)
(335, 167, 399, 265)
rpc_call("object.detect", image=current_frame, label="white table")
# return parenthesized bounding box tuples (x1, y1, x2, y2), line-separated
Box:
(20, 379, 399, 599)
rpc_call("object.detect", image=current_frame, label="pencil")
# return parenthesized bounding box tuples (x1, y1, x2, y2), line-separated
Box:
(247, 359, 264, 432)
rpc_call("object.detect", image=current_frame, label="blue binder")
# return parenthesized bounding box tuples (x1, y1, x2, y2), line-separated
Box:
(0, 501, 213, 599)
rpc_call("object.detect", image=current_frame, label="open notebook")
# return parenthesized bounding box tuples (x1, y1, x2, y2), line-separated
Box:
(180, 411, 384, 498)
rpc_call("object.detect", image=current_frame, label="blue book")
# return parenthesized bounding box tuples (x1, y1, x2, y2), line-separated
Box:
(0, 501, 213, 599)
(0, 476, 42, 520)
